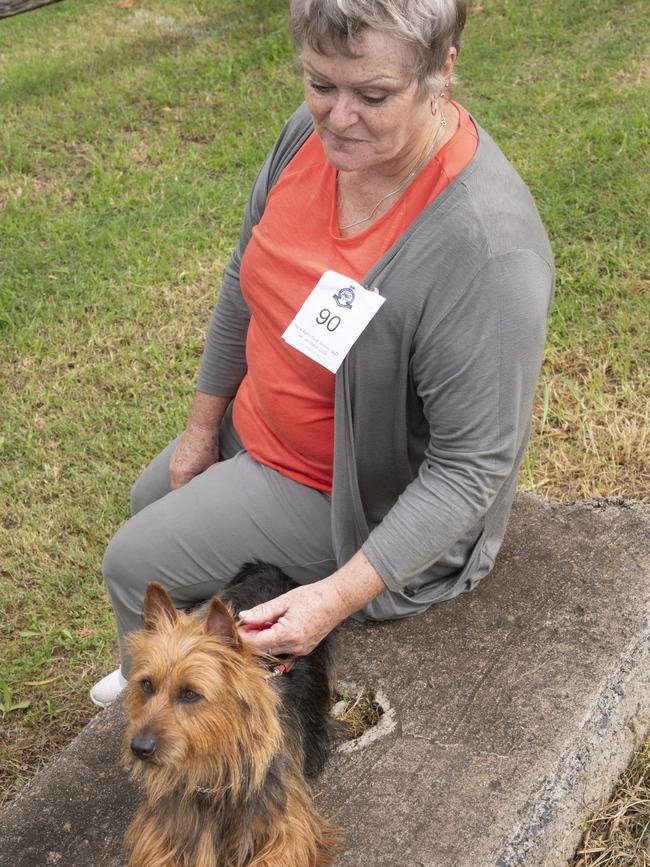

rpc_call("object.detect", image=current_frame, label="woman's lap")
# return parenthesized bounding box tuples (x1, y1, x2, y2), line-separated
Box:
(107, 450, 335, 592)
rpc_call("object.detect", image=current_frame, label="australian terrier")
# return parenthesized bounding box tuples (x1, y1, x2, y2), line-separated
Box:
(122, 562, 338, 867)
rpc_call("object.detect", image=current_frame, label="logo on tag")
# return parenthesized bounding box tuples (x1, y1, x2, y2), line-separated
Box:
(333, 286, 356, 309)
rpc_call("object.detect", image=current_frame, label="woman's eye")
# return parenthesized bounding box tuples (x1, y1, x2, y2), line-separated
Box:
(361, 94, 387, 106)
(310, 82, 333, 94)
(179, 687, 202, 703)
(141, 679, 153, 694)
(309, 80, 386, 105)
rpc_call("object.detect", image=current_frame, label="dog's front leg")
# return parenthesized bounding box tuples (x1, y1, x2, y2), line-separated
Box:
(124, 809, 184, 867)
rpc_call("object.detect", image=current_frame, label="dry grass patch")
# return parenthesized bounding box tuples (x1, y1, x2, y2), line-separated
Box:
(574, 740, 650, 866)
(616, 46, 650, 86)
(522, 348, 649, 503)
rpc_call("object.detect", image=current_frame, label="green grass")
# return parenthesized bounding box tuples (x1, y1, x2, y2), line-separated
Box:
(1, 0, 648, 821)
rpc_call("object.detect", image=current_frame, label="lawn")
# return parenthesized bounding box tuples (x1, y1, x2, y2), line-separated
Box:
(1, 0, 649, 857)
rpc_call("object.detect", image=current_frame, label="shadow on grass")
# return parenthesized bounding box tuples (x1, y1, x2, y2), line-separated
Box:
(0, 0, 288, 106)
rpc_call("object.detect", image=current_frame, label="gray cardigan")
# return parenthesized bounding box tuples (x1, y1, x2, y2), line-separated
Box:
(197, 103, 554, 617)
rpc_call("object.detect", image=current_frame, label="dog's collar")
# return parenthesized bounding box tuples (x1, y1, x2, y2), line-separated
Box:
(268, 655, 297, 677)
(240, 622, 297, 677)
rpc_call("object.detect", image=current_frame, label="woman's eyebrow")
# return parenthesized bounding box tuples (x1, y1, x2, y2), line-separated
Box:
(302, 61, 399, 86)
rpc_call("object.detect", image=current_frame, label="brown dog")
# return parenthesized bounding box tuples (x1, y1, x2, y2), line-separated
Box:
(123, 563, 338, 867)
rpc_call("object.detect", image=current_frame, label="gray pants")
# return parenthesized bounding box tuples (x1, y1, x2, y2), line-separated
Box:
(104, 412, 343, 675)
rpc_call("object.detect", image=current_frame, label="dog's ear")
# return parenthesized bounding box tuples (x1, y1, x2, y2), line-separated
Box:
(205, 598, 242, 650)
(143, 583, 178, 630)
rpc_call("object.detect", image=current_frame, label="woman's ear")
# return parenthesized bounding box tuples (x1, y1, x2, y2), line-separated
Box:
(443, 46, 458, 86)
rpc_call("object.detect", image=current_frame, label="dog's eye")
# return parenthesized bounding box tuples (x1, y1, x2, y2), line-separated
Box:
(179, 687, 202, 704)
(141, 679, 154, 695)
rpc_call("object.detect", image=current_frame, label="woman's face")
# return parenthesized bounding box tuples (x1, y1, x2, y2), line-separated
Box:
(302, 29, 441, 175)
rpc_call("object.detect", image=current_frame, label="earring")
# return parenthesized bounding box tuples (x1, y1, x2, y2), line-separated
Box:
(436, 90, 448, 126)
(430, 98, 439, 117)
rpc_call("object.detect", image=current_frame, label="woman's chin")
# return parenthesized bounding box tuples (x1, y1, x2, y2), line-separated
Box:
(322, 146, 368, 173)
(317, 133, 371, 172)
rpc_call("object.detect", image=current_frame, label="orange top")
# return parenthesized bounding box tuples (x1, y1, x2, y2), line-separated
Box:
(233, 102, 479, 492)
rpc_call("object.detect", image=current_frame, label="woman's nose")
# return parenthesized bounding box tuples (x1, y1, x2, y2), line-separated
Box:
(328, 93, 359, 130)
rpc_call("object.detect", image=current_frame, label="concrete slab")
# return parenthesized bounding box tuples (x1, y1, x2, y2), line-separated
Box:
(1, 494, 649, 867)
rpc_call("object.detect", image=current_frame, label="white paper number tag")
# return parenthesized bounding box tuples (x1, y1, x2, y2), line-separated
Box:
(282, 271, 385, 373)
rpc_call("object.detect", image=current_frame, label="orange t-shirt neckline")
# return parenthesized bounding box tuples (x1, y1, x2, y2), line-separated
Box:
(233, 102, 479, 492)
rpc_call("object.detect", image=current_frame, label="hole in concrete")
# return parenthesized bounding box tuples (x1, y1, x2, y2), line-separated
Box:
(331, 681, 397, 752)
(332, 686, 384, 739)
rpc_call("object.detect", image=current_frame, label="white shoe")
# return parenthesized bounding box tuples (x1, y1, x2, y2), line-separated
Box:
(90, 668, 127, 708)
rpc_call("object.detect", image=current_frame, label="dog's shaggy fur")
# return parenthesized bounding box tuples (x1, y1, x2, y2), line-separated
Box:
(123, 562, 338, 867)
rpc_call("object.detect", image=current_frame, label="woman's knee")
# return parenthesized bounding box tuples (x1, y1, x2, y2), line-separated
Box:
(130, 472, 154, 516)
(102, 518, 146, 596)
(103, 529, 126, 595)
(130, 439, 178, 515)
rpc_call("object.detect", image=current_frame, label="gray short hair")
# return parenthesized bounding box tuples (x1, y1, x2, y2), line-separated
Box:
(289, 0, 469, 92)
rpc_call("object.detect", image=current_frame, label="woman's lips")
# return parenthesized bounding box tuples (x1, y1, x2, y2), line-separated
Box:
(325, 130, 363, 145)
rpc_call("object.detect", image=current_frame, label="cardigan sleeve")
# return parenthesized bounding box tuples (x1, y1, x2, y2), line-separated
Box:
(362, 249, 553, 588)
(195, 161, 269, 396)
(195, 240, 252, 397)
(196, 106, 314, 396)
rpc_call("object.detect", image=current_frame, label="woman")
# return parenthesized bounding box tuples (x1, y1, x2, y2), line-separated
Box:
(92, 0, 554, 707)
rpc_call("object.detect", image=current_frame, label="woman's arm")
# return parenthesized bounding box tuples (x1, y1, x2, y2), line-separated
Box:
(361, 250, 553, 588)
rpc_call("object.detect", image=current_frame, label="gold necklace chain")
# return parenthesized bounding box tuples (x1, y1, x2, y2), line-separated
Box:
(338, 110, 448, 232)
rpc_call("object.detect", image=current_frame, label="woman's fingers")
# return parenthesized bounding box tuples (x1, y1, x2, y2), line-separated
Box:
(238, 596, 290, 652)
(239, 596, 288, 626)
(237, 583, 344, 656)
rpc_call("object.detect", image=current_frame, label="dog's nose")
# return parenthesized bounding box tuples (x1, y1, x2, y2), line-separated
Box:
(131, 731, 157, 760)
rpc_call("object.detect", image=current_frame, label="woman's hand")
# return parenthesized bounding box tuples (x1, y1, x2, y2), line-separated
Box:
(169, 425, 218, 490)
(238, 580, 348, 657)
(169, 392, 232, 490)
(238, 551, 388, 656)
